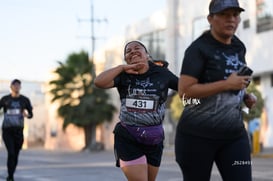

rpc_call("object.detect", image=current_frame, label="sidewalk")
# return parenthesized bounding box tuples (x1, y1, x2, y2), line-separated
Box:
(253, 147, 273, 158)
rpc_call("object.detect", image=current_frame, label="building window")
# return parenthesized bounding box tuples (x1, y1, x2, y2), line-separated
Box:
(243, 19, 250, 29)
(256, 0, 273, 33)
(139, 30, 166, 60)
(253, 76, 261, 85)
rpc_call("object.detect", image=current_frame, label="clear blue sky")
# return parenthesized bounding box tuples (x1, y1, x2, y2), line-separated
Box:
(0, 0, 165, 82)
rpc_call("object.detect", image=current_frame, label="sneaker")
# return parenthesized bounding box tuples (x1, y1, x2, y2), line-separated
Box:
(6, 177, 14, 181)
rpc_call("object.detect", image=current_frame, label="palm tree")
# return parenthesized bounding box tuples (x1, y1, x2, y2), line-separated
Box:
(49, 51, 116, 151)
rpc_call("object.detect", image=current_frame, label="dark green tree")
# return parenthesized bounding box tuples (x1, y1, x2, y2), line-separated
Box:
(49, 51, 116, 151)
(170, 93, 184, 122)
(243, 82, 264, 122)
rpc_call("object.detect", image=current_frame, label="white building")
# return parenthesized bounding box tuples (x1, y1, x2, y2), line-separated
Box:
(95, 0, 273, 148)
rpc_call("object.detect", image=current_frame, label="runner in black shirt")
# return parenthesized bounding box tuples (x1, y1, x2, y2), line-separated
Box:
(175, 0, 256, 181)
(1, 79, 33, 181)
(95, 41, 178, 181)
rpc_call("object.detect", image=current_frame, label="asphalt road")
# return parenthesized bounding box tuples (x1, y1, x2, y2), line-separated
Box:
(0, 147, 273, 181)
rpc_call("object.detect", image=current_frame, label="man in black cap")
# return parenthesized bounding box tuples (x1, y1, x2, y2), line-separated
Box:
(0, 79, 33, 181)
(175, 0, 254, 180)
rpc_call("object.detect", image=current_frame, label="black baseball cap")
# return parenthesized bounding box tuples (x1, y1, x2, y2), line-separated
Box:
(209, 0, 245, 14)
(11, 79, 21, 85)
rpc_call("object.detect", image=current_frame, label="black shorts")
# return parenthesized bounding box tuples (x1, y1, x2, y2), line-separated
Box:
(113, 122, 164, 167)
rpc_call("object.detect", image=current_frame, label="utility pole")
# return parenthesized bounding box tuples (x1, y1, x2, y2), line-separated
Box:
(78, 0, 107, 58)
(90, 0, 95, 57)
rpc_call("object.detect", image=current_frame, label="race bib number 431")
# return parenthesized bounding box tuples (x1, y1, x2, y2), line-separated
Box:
(125, 98, 155, 111)
(7, 109, 21, 115)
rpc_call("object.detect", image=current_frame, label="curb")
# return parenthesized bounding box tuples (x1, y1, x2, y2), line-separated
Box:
(252, 154, 273, 158)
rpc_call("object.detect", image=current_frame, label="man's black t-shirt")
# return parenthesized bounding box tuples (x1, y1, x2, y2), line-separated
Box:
(178, 31, 247, 139)
(181, 31, 246, 82)
(0, 94, 33, 128)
